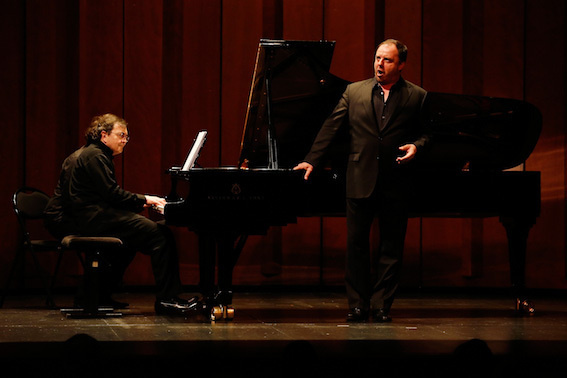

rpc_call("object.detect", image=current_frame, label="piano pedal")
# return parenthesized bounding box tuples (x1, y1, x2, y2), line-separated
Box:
(210, 304, 235, 321)
(515, 298, 536, 316)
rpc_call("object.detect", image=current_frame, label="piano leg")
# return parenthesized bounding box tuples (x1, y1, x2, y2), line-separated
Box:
(197, 232, 245, 321)
(500, 216, 536, 315)
(198, 233, 217, 304)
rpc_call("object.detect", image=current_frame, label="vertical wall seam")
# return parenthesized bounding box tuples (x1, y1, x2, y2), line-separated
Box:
(418, 0, 425, 288)
(564, 0, 567, 278)
(322, 0, 325, 40)
(219, 0, 224, 165)
(22, 0, 28, 186)
(121, 0, 126, 184)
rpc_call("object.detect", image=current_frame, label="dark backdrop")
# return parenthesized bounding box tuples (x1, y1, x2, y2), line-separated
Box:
(1, 0, 565, 291)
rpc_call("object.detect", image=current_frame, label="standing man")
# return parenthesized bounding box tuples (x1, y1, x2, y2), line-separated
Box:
(45, 113, 197, 316)
(294, 39, 428, 322)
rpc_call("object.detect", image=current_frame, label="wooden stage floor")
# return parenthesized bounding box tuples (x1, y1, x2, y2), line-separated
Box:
(1, 289, 566, 377)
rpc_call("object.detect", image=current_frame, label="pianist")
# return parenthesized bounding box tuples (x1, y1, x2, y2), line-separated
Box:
(44, 113, 197, 316)
(294, 39, 429, 323)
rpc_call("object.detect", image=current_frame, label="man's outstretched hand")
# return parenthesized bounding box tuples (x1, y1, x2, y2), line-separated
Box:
(293, 162, 314, 180)
(396, 144, 417, 164)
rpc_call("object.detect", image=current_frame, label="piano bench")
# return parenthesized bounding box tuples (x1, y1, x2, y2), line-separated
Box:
(59, 236, 124, 318)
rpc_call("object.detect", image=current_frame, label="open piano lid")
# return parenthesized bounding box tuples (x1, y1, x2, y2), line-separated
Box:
(239, 39, 349, 170)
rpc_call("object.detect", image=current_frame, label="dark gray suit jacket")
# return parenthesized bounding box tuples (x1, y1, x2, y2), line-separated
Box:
(305, 77, 428, 200)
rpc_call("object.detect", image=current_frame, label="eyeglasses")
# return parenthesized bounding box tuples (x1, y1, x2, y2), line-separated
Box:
(111, 131, 130, 141)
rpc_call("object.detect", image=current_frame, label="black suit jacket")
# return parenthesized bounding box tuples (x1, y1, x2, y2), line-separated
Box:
(305, 77, 428, 200)
(68, 142, 147, 234)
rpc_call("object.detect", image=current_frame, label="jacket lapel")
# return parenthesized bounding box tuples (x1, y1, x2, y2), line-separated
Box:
(361, 79, 379, 136)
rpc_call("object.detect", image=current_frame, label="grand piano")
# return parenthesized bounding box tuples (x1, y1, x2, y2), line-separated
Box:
(165, 39, 542, 320)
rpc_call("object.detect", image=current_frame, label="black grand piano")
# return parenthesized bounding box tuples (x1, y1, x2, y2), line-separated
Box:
(165, 39, 542, 321)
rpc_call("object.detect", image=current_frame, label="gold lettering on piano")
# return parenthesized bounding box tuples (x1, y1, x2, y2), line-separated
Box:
(203, 183, 267, 201)
(206, 195, 265, 201)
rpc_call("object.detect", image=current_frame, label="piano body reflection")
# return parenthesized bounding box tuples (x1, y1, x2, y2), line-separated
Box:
(165, 39, 542, 320)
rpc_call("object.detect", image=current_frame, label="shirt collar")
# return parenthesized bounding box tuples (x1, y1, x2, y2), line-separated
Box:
(93, 140, 114, 159)
(374, 77, 404, 91)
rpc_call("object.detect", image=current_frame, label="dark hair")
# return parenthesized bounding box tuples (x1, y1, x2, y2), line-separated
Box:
(84, 113, 128, 144)
(378, 39, 408, 63)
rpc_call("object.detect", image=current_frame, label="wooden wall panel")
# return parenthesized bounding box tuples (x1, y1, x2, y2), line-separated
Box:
(422, 0, 463, 93)
(180, 0, 222, 169)
(482, 0, 524, 99)
(18, 2, 82, 288)
(0, 0, 25, 283)
(221, 0, 264, 166)
(523, 0, 566, 288)
(78, 0, 126, 184)
(120, 0, 165, 286)
(462, 0, 483, 96)
(26, 1, 79, 194)
(2, 0, 566, 293)
(324, 0, 377, 82)
(159, 0, 223, 174)
(384, 0, 422, 85)
(161, 0, 185, 182)
(123, 0, 164, 196)
(283, 0, 323, 41)
(78, 0, 125, 125)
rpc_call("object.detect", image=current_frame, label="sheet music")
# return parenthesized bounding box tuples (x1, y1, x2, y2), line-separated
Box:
(182, 130, 207, 171)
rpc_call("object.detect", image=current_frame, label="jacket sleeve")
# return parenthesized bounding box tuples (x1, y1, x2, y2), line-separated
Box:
(412, 89, 430, 152)
(304, 86, 350, 168)
(84, 152, 146, 212)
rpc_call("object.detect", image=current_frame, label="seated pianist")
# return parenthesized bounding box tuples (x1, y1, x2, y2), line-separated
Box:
(44, 113, 198, 316)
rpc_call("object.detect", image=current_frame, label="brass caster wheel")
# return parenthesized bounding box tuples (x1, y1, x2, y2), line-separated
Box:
(210, 305, 235, 321)
(516, 298, 535, 316)
(225, 307, 235, 320)
(211, 306, 223, 321)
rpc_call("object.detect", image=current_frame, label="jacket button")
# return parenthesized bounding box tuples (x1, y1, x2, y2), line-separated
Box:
(376, 156, 380, 160)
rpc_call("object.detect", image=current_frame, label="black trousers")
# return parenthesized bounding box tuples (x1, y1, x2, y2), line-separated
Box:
(81, 210, 183, 300)
(345, 192, 408, 312)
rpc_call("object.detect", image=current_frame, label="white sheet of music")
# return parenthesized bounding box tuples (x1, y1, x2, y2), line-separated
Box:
(182, 130, 207, 171)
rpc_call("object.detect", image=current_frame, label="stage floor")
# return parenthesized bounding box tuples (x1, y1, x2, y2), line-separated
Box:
(1, 290, 566, 377)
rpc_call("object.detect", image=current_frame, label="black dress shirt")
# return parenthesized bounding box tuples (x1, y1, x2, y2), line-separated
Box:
(372, 80, 402, 131)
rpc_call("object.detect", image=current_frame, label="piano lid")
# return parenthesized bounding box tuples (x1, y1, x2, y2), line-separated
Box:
(239, 39, 349, 169)
(420, 92, 543, 171)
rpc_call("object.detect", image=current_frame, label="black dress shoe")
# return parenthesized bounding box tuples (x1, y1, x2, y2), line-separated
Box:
(372, 309, 392, 323)
(154, 296, 199, 316)
(346, 308, 369, 322)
